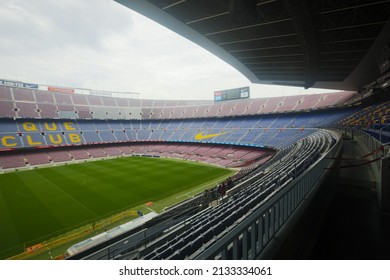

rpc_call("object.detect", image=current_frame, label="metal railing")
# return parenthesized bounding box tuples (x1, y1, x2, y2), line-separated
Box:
(194, 130, 342, 260)
(355, 129, 385, 177)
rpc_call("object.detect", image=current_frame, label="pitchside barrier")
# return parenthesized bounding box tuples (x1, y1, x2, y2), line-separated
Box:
(7, 209, 141, 260)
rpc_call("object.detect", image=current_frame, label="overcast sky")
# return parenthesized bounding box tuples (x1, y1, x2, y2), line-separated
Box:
(0, 0, 337, 100)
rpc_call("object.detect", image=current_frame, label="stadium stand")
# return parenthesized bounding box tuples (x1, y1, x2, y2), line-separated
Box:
(0, 87, 12, 100)
(63, 129, 338, 260)
(15, 102, 39, 118)
(47, 150, 72, 163)
(0, 85, 361, 197)
(0, 86, 356, 121)
(24, 151, 51, 166)
(69, 149, 90, 160)
(0, 109, 354, 156)
(3, 83, 390, 260)
(35, 90, 55, 103)
(71, 94, 89, 105)
(13, 88, 35, 102)
(0, 101, 16, 118)
(0, 154, 26, 169)
(337, 99, 390, 143)
(338, 99, 390, 128)
(86, 147, 107, 158)
(39, 103, 59, 118)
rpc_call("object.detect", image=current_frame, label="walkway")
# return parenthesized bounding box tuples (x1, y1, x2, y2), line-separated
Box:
(274, 134, 390, 259)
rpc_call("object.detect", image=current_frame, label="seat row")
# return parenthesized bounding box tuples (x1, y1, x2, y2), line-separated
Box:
(132, 130, 335, 260)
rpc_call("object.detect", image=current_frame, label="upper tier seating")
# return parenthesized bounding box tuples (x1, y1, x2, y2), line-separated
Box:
(0, 101, 16, 118)
(13, 88, 35, 102)
(0, 87, 13, 101)
(15, 102, 39, 118)
(0, 85, 356, 121)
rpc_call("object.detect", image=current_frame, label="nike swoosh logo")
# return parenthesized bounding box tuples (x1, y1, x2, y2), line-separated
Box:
(195, 131, 229, 140)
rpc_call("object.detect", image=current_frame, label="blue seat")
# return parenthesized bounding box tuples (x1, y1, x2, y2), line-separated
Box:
(191, 235, 204, 251)
(159, 246, 173, 259)
(177, 242, 193, 259)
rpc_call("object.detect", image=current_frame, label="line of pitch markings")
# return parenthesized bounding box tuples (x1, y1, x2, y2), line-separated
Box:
(176, 174, 234, 199)
(34, 172, 99, 218)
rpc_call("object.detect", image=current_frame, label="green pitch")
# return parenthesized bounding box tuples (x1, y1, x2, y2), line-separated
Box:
(0, 156, 233, 259)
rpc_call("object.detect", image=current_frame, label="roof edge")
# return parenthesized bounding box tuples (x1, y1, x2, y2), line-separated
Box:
(115, 0, 260, 83)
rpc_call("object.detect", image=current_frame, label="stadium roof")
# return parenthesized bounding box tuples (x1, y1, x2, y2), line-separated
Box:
(115, 0, 390, 91)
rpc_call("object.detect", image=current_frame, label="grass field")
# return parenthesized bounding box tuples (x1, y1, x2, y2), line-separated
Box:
(0, 156, 234, 259)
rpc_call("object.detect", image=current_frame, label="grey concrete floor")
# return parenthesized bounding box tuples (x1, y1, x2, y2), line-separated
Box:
(309, 137, 390, 259)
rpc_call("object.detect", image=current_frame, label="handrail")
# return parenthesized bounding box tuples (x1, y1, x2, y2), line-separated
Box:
(194, 130, 342, 259)
(380, 125, 390, 143)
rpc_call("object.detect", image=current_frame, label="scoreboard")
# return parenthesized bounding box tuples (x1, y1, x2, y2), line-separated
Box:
(214, 86, 250, 102)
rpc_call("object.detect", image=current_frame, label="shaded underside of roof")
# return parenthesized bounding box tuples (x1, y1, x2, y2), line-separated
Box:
(116, 0, 390, 91)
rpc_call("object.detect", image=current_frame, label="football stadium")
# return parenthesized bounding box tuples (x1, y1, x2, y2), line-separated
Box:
(1, 0, 390, 261)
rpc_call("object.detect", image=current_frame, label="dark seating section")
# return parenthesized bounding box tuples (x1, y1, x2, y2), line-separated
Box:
(126, 130, 336, 260)
(338, 99, 390, 128)
(337, 99, 390, 143)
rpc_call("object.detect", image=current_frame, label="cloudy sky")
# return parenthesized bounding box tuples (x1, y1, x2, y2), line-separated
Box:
(0, 0, 335, 100)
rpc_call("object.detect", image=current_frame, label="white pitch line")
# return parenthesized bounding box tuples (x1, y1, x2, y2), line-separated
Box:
(145, 207, 155, 212)
(139, 205, 156, 213)
(175, 175, 232, 199)
(34, 172, 99, 218)
(176, 185, 212, 199)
